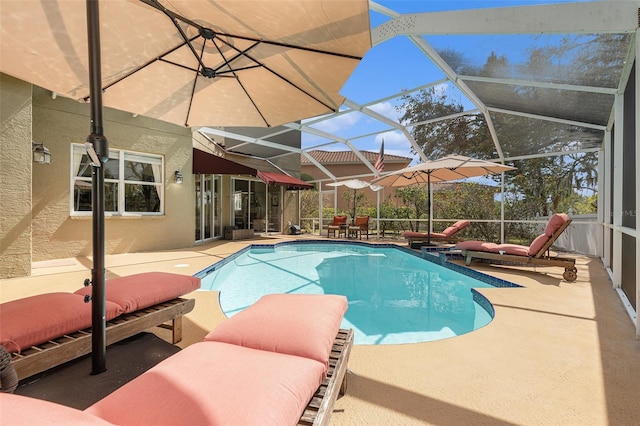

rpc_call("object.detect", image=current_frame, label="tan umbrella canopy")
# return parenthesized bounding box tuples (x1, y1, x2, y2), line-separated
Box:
(0, 0, 371, 128)
(327, 179, 382, 220)
(0, 0, 370, 374)
(372, 154, 516, 244)
(371, 154, 516, 187)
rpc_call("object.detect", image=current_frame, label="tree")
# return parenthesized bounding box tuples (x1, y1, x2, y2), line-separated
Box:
(393, 185, 429, 232)
(398, 37, 605, 223)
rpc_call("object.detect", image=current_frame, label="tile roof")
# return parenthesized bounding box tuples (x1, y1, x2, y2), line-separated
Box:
(301, 150, 412, 165)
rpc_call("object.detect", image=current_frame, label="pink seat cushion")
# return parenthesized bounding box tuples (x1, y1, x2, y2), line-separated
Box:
(0, 293, 122, 353)
(544, 213, 569, 236)
(86, 341, 326, 426)
(75, 272, 200, 313)
(493, 243, 529, 256)
(528, 234, 550, 256)
(402, 231, 447, 239)
(443, 220, 470, 236)
(204, 294, 347, 366)
(456, 240, 498, 251)
(0, 394, 114, 425)
(402, 231, 427, 238)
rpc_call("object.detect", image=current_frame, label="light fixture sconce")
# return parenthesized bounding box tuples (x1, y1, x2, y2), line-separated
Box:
(32, 142, 51, 164)
(174, 170, 183, 184)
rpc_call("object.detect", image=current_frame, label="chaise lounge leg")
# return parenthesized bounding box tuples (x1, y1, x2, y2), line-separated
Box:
(171, 317, 183, 344)
(156, 317, 183, 344)
(339, 371, 348, 396)
(465, 255, 472, 266)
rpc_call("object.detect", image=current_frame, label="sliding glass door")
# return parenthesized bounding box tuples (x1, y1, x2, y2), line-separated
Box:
(195, 174, 221, 242)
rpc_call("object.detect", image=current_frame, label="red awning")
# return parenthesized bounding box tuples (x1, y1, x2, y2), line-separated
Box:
(193, 149, 257, 175)
(257, 171, 314, 190)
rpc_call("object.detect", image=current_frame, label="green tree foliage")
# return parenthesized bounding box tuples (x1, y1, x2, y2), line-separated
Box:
(397, 34, 613, 222)
(393, 186, 429, 232)
(433, 182, 500, 240)
(397, 87, 494, 160)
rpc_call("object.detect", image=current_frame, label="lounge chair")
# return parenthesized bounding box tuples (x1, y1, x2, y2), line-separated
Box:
(348, 215, 370, 239)
(402, 220, 470, 247)
(1, 294, 354, 426)
(456, 213, 577, 282)
(1, 272, 200, 380)
(327, 215, 347, 238)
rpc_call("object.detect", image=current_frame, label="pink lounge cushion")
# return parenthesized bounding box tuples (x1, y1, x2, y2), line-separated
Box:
(86, 341, 326, 426)
(402, 231, 427, 238)
(456, 240, 498, 251)
(0, 394, 114, 425)
(493, 243, 529, 256)
(544, 213, 569, 236)
(443, 220, 470, 236)
(528, 234, 551, 256)
(204, 294, 347, 366)
(402, 231, 446, 239)
(0, 293, 122, 353)
(0, 393, 114, 425)
(75, 272, 200, 313)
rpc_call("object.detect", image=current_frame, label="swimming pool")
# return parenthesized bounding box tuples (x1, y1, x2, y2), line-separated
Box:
(197, 241, 516, 345)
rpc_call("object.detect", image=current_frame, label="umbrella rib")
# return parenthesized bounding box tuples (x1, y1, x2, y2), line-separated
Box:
(142, 0, 209, 74)
(83, 36, 198, 100)
(138, 0, 364, 60)
(245, 49, 340, 112)
(211, 37, 341, 112)
(185, 41, 210, 127)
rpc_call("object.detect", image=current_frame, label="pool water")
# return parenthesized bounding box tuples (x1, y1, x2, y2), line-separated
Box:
(197, 242, 498, 345)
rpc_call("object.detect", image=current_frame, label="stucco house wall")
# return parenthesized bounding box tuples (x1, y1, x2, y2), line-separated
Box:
(0, 75, 33, 278)
(1, 75, 196, 278)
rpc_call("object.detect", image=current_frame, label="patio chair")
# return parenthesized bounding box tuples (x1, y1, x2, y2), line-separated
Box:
(327, 215, 347, 238)
(348, 215, 370, 239)
(455, 213, 577, 281)
(402, 220, 470, 247)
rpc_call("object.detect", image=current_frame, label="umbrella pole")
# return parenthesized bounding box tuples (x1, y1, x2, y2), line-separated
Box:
(353, 188, 356, 222)
(86, 0, 109, 375)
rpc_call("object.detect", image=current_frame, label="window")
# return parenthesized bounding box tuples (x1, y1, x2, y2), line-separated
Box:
(71, 144, 164, 215)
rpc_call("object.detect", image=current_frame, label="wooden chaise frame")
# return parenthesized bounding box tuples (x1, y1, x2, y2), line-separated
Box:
(299, 328, 354, 426)
(10, 297, 195, 381)
(460, 219, 578, 282)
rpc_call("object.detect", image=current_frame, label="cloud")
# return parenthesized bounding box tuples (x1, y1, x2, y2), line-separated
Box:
(309, 112, 362, 133)
(368, 101, 402, 121)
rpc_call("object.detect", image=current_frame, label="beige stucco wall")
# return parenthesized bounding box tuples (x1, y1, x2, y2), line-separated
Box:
(0, 75, 202, 278)
(0, 75, 33, 278)
(27, 86, 195, 262)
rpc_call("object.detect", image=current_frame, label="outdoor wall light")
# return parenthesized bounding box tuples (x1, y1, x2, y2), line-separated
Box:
(174, 170, 183, 184)
(32, 142, 51, 164)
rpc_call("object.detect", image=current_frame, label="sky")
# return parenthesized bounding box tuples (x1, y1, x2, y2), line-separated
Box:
(299, 0, 593, 162)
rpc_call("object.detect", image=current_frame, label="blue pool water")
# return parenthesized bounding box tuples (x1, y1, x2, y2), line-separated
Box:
(197, 241, 502, 345)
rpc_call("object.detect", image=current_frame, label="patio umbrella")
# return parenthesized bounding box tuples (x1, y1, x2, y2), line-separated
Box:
(326, 179, 382, 221)
(0, 0, 370, 374)
(372, 154, 516, 244)
(0, 0, 371, 128)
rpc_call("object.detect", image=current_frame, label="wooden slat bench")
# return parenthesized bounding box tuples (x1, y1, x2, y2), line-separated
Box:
(10, 297, 195, 381)
(299, 328, 354, 426)
(2, 295, 354, 425)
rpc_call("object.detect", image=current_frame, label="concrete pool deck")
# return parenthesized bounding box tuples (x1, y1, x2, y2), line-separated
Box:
(2, 235, 639, 425)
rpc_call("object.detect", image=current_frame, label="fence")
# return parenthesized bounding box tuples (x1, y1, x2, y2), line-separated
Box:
(300, 214, 600, 256)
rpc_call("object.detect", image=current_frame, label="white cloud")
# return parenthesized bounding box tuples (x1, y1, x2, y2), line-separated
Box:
(368, 101, 402, 121)
(310, 111, 361, 133)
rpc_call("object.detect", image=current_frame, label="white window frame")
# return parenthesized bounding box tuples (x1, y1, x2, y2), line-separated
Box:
(70, 144, 164, 216)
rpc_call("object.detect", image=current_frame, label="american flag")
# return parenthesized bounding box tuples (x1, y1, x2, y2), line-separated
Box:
(374, 139, 384, 172)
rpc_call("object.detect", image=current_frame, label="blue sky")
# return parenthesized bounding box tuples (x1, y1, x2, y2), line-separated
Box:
(300, 0, 591, 161)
